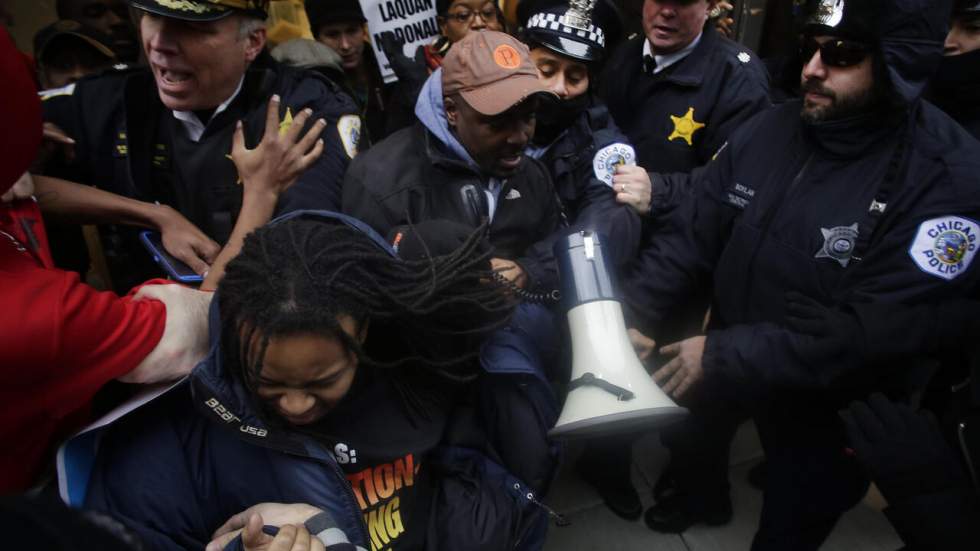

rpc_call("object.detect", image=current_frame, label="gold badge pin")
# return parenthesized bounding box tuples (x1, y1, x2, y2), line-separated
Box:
(668, 107, 706, 147)
(279, 107, 294, 136)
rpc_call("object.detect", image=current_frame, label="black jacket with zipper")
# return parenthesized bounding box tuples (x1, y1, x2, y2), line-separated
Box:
(342, 123, 561, 290)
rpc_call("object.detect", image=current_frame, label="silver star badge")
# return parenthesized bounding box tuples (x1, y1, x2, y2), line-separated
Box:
(738, 52, 750, 64)
(815, 223, 859, 267)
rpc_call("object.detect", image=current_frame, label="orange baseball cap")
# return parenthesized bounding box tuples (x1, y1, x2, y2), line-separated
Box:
(442, 30, 555, 116)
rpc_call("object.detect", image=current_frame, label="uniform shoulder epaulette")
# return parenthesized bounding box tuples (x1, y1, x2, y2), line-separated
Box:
(39, 82, 77, 101)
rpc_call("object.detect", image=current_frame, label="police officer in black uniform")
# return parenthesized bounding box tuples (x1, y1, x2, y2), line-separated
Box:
(520, 0, 642, 270)
(599, 0, 770, 177)
(578, 0, 771, 520)
(625, 0, 980, 547)
(41, 0, 360, 291)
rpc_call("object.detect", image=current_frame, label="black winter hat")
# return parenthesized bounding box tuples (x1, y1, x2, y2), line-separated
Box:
(305, 0, 366, 33)
(953, 0, 980, 15)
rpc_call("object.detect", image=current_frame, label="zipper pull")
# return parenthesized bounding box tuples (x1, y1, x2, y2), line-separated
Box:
(514, 483, 570, 527)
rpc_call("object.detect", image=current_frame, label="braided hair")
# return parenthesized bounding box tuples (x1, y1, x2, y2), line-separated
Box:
(217, 217, 515, 396)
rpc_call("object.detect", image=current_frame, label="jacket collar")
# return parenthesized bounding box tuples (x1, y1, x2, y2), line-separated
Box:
(634, 24, 718, 87)
(801, 100, 910, 159)
(187, 297, 332, 459)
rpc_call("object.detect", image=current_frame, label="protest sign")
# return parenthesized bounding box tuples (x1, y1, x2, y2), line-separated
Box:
(360, 0, 440, 83)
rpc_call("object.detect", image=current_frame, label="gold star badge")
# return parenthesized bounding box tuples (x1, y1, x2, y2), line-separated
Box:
(668, 107, 706, 146)
(279, 108, 293, 136)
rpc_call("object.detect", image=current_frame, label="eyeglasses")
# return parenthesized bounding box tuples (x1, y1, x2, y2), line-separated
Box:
(800, 37, 870, 67)
(444, 6, 499, 25)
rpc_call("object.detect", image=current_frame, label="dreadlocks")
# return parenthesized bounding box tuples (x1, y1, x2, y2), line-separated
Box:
(217, 217, 515, 395)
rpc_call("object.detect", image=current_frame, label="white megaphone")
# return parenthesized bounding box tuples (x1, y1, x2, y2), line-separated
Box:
(549, 231, 688, 438)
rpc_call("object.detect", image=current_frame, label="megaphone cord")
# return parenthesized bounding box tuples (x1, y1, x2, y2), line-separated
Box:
(492, 272, 561, 304)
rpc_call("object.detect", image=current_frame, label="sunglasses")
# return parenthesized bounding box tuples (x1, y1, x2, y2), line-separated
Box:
(800, 37, 870, 67)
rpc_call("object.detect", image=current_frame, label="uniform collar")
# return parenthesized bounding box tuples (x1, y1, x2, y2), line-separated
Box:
(638, 25, 716, 87)
(642, 31, 702, 74)
(172, 75, 245, 142)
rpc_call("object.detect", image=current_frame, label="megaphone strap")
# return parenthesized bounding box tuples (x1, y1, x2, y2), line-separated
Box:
(567, 372, 635, 401)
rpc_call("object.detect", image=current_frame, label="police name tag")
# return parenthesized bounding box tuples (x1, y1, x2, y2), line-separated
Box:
(593, 143, 636, 187)
(909, 216, 980, 280)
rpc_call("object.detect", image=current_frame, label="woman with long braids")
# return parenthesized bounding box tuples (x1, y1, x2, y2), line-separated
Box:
(65, 212, 554, 551)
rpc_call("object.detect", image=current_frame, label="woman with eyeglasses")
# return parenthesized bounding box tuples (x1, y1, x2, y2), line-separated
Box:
(381, 0, 506, 132)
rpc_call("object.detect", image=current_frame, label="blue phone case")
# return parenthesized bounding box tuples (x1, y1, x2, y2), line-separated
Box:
(139, 230, 204, 284)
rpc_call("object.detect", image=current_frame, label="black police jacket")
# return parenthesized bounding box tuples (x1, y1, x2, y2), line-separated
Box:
(599, 27, 771, 174)
(41, 58, 359, 285)
(529, 102, 642, 270)
(342, 123, 561, 290)
(625, 100, 980, 402)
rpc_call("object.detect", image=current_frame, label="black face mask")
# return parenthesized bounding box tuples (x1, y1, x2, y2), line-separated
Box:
(532, 92, 591, 146)
(931, 48, 980, 111)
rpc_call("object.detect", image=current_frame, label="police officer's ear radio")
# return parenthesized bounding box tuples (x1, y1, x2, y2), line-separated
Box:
(550, 231, 688, 438)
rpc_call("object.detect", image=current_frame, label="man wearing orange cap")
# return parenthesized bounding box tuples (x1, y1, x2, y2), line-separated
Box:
(343, 29, 562, 291)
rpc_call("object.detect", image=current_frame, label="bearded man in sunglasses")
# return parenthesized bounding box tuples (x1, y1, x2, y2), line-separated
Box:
(621, 0, 980, 548)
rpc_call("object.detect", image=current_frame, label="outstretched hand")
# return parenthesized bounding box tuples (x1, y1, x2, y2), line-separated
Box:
(230, 94, 326, 199)
(379, 31, 429, 87)
(155, 204, 220, 276)
(653, 336, 706, 398)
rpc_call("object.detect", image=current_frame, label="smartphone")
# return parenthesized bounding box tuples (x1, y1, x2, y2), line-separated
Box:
(139, 230, 204, 284)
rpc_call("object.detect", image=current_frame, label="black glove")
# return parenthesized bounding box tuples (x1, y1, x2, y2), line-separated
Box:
(839, 393, 968, 504)
(378, 31, 429, 88)
(784, 291, 864, 358)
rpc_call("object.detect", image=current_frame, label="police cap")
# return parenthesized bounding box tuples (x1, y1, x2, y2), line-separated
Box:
(802, 0, 878, 42)
(128, 0, 269, 22)
(520, 0, 622, 62)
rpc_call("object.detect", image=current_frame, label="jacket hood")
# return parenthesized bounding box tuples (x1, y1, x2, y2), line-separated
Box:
(877, 0, 952, 105)
(414, 69, 482, 171)
(803, 0, 951, 105)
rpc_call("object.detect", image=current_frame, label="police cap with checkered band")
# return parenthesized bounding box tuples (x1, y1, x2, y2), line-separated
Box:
(520, 0, 619, 62)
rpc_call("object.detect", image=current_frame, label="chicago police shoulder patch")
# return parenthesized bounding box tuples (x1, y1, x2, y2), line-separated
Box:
(909, 215, 980, 280)
(337, 114, 361, 159)
(592, 143, 636, 187)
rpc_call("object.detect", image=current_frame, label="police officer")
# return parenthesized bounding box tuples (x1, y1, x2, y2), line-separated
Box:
(931, 0, 980, 138)
(520, 0, 642, 269)
(41, 0, 360, 291)
(599, 0, 770, 177)
(625, 0, 980, 548)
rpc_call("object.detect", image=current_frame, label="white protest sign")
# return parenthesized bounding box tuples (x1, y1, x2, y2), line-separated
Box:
(360, 0, 441, 83)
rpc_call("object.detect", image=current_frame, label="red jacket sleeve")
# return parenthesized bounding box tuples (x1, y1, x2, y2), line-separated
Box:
(0, 238, 167, 491)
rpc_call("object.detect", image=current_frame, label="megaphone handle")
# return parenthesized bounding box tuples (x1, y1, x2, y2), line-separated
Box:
(567, 372, 635, 401)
